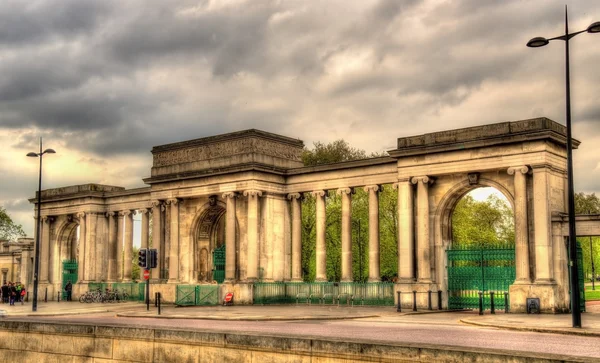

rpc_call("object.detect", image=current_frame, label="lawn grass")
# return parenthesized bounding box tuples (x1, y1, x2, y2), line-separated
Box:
(585, 289, 600, 301)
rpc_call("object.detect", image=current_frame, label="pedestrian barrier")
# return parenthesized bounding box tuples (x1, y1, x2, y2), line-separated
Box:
(253, 282, 394, 306)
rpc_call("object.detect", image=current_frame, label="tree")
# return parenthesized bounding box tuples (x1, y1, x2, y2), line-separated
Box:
(132, 246, 140, 281)
(451, 193, 514, 249)
(300, 140, 398, 282)
(575, 192, 600, 282)
(0, 207, 26, 241)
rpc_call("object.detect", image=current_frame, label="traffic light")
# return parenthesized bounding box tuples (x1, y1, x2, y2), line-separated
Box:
(138, 248, 148, 268)
(149, 249, 158, 269)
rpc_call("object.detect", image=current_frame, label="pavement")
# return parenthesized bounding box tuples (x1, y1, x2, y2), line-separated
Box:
(1, 299, 600, 338)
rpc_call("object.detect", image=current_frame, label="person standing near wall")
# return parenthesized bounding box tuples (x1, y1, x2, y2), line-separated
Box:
(65, 281, 72, 302)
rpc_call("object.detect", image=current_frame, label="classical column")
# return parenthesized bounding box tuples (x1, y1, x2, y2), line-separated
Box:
(167, 199, 180, 283)
(70, 215, 78, 260)
(151, 201, 163, 280)
(394, 180, 414, 282)
(312, 190, 327, 282)
(412, 176, 432, 283)
(40, 216, 51, 283)
(106, 212, 117, 282)
(77, 212, 86, 282)
(532, 166, 554, 283)
(365, 185, 382, 282)
(116, 212, 124, 281)
(95, 213, 107, 281)
(122, 210, 134, 282)
(287, 193, 303, 282)
(244, 190, 262, 281)
(508, 166, 531, 283)
(223, 192, 237, 282)
(84, 213, 98, 282)
(141, 208, 150, 249)
(336, 188, 354, 282)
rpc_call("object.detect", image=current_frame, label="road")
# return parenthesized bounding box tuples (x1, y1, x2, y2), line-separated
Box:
(9, 312, 600, 360)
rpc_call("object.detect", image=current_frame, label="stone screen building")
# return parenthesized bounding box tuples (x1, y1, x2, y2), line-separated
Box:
(30, 117, 593, 312)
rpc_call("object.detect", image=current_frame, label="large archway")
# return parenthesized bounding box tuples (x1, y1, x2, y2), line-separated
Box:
(192, 196, 227, 283)
(442, 184, 516, 310)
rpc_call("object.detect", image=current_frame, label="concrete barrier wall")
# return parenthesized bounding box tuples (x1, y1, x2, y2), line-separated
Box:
(0, 321, 575, 362)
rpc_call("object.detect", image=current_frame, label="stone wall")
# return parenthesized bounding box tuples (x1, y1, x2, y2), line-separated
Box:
(0, 321, 574, 362)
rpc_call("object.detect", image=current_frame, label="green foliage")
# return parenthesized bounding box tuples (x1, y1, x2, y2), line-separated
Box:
(585, 289, 600, 301)
(451, 193, 514, 249)
(300, 139, 398, 282)
(132, 246, 140, 281)
(302, 140, 368, 166)
(575, 192, 600, 281)
(0, 207, 26, 241)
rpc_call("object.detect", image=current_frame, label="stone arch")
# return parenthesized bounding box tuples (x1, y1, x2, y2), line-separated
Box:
(189, 197, 233, 283)
(53, 216, 79, 285)
(434, 177, 515, 291)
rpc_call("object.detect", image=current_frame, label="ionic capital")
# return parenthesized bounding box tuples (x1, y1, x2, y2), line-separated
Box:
(287, 193, 303, 201)
(243, 190, 263, 198)
(336, 187, 355, 196)
(140, 208, 151, 215)
(411, 176, 433, 185)
(311, 190, 326, 198)
(151, 200, 162, 208)
(76, 212, 86, 219)
(105, 211, 115, 218)
(120, 210, 132, 217)
(507, 166, 529, 176)
(364, 185, 383, 193)
(391, 179, 411, 190)
(222, 192, 237, 200)
(166, 198, 180, 206)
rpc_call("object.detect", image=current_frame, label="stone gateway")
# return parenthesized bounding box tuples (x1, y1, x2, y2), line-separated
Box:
(29, 118, 594, 312)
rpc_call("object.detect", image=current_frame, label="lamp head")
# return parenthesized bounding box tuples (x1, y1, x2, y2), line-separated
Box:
(43, 149, 56, 154)
(587, 21, 600, 33)
(527, 37, 549, 47)
(26, 152, 39, 158)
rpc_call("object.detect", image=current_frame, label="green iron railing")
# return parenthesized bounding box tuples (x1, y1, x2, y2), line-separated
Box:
(447, 248, 515, 310)
(253, 282, 394, 306)
(87, 282, 145, 301)
(175, 284, 219, 306)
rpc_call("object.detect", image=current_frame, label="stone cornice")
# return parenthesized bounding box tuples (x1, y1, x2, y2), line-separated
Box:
(389, 117, 580, 158)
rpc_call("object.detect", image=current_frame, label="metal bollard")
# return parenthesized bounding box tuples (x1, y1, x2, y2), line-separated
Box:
(490, 292, 495, 314)
(412, 291, 417, 311)
(44, 287, 48, 302)
(396, 291, 401, 312)
(427, 290, 432, 310)
(504, 292, 509, 313)
(478, 291, 484, 315)
(155, 292, 158, 307)
(437, 290, 443, 310)
(57, 292, 60, 303)
(26, 292, 29, 302)
(157, 292, 161, 315)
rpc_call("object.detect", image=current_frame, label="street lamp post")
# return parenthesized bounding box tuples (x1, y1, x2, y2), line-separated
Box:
(27, 138, 56, 312)
(527, 7, 600, 328)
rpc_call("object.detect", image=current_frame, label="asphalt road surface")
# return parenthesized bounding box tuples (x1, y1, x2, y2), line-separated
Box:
(9, 312, 600, 360)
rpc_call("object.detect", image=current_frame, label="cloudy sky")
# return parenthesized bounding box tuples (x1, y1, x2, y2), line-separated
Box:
(1, 0, 599, 236)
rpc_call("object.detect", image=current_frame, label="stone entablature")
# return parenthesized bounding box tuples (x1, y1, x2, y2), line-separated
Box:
(147, 129, 304, 182)
(39, 184, 126, 200)
(391, 117, 578, 156)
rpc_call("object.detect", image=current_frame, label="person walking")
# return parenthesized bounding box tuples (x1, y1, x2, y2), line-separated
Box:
(8, 282, 16, 306)
(65, 281, 72, 302)
(19, 285, 26, 305)
(1, 282, 7, 304)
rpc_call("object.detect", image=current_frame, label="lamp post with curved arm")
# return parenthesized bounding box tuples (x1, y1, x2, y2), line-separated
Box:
(27, 138, 56, 312)
(527, 7, 600, 328)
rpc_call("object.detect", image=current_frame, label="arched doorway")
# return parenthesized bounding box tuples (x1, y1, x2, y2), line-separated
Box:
(444, 185, 516, 310)
(193, 196, 226, 283)
(55, 216, 80, 298)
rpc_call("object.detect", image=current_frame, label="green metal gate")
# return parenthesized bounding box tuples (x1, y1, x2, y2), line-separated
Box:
(175, 284, 219, 306)
(568, 241, 586, 312)
(212, 245, 225, 283)
(447, 249, 515, 310)
(61, 260, 78, 300)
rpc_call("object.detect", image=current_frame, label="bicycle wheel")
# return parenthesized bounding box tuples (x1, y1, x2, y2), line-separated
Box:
(79, 295, 86, 303)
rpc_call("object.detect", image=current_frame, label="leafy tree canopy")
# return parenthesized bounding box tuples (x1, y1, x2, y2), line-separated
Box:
(451, 193, 514, 249)
(0, 207, 26, 241)
(302, 140, 369, 166)
(575, 192, 600, 214)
